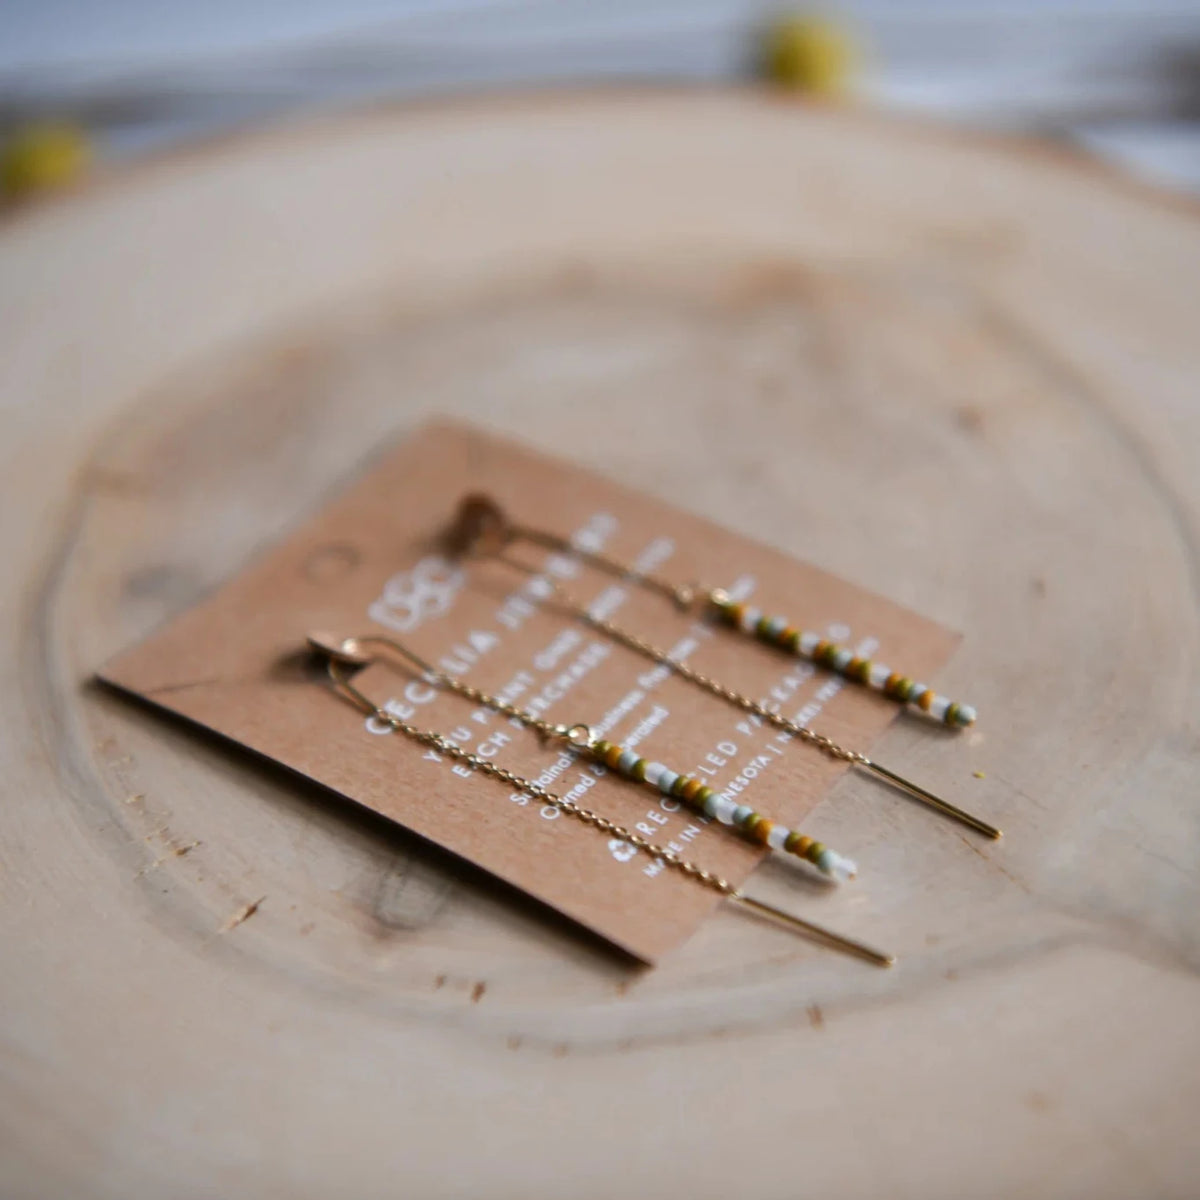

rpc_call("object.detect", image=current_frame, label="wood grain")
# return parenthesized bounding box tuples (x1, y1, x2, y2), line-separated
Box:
(1, 90, 1198, 1199)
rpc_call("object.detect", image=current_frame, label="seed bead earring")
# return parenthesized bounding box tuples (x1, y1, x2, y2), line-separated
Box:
(308, 632, 857, 883)
(447, 494, 977, 728)
(307, 634, 893, 965)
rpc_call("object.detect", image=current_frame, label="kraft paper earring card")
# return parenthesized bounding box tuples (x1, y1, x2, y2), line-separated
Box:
(100, 419, 960, 962)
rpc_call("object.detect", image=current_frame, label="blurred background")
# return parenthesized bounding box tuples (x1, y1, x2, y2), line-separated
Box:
(3, 0, 1200, 200)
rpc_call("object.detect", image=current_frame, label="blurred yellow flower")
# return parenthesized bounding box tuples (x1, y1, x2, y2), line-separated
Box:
(761, 14, 858, 96)
(1, 122, 91, 201)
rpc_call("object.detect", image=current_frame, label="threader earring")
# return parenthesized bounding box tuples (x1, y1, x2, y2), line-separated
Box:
(445, 503, 1001, 841)
(306, 634, 894, 966)
(448, 494, 977, 728)
(308, 632, 857, 883)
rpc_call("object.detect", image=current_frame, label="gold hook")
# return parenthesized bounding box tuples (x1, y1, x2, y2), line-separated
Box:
(307, 630, 442, 707)
(307, 630, 570, 741)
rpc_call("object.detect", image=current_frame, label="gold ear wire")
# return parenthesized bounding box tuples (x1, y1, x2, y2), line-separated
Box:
(306, 633, 895, 966)
(307, 632, 443, 716)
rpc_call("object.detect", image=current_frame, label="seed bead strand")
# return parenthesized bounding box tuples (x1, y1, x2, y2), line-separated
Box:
(590, 737, 857, 882)
(709, 594, 977, 728)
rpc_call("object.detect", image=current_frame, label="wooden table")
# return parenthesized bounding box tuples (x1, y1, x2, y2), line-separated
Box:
(2, 90, 1198, 1199)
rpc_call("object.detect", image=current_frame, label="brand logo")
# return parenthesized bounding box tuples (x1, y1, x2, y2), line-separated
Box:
(368, 555, 465, 633)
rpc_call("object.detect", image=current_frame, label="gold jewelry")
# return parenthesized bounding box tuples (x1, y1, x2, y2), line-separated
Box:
(447, 496, 1001, 840)
(449, 493, 977, 726)
(307, 633, 894, 966)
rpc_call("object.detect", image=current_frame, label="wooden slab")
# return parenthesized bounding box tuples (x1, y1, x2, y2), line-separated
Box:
(1, 90, 1198, 1199)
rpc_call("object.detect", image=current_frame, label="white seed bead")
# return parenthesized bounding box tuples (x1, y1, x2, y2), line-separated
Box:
(764, 615, 788, 637)
(909, 683, 928, 702)
(767, 825, 789, 850)
(713, 797, 738, 824)
(956, 704, 978, 726)
(929, 695, 951, 720)
(799, 631, 821, 655)
(657, 770, 680, 795)
(702, 791, 722, 818)
(834, 853, 857, 882)
(739, 606, 762, 633)
(816, 848, 857, 883)
(868, 662, 891, 687)
(831, 647, 855, 670)
(733, 805, 753, 825)
(617, 749, 640, 774)
(642, 762, 666, 787)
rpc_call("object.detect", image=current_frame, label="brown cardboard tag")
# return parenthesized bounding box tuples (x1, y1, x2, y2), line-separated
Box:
(100, 420, 959, 962)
